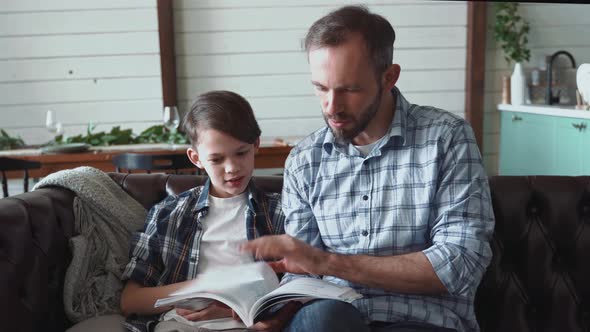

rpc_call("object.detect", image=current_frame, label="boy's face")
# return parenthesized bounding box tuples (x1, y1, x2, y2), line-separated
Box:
(187, 129, 259, 198)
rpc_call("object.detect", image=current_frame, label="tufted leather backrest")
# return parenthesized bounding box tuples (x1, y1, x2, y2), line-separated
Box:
(107, 173, 284, 209)
(475, 176, 590, 331)
(0, 187, 76, 332)
(1, 174, 590, 332)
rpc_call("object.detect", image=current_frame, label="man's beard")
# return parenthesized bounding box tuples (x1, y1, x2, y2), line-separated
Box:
(324, 87, 383, 143)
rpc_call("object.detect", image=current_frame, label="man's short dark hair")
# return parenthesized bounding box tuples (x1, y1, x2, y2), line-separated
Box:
(304, 5, 395, 75)
(183, 90, 261, 146)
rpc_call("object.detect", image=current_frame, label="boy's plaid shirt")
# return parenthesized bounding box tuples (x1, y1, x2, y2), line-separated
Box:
(121, 179, 285, 332)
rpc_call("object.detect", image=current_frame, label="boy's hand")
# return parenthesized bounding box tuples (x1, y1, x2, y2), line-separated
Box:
(175, 301, 233, 321)
(250, 301, 303, 331)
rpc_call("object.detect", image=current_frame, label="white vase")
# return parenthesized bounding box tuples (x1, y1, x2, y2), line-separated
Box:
(510, 62, 525, 105)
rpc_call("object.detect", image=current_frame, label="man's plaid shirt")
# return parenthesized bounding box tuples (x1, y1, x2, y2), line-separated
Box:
(281, 88, 495, 332)
(121, 180, 285, 332)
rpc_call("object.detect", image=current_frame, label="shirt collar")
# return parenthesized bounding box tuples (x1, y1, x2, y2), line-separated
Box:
(385, 86, 407, 146)
(322, 86, 408, 154)
(245, 180, 261, 213)
(192, 178, 211, 215)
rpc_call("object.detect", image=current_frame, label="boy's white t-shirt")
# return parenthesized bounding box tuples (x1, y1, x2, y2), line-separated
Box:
(162, 191, 254, 330)
(197, 192, 255, 273)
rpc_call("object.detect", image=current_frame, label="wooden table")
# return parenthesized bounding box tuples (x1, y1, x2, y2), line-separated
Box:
(1, 144, 292, 179)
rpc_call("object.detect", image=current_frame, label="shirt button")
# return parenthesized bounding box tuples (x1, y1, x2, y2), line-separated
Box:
(362, 195, 369, 201)
(361, 230, 368, 236)
(190, 256, 197, 263)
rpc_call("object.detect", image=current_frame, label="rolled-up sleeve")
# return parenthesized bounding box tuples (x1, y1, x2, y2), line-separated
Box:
(422, 121, 495, 297)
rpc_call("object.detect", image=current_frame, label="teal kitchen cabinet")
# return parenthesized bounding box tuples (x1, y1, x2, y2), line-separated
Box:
(553, 116, 589, 175)
(500, 111, 555, 175)
(499, 104, 590, 175)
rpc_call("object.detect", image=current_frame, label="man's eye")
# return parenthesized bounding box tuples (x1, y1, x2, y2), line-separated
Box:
(209, 159, 221, 164)
(314, 85, 327, 92)
(237, 151, 248, 156)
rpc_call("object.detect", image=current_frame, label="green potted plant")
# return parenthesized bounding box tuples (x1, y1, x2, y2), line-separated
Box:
(0, 129, 26, 151)
(494, 3, 530, 105)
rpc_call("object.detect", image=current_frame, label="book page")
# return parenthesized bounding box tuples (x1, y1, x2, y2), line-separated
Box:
(219, 277, 277, 322)
(154, 262, 280, 325)
(248, 277, 362, 324)
(170, 262, 277, 296)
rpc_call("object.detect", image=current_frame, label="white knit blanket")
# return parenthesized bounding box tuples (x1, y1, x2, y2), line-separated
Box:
(34, 167, 147, 323)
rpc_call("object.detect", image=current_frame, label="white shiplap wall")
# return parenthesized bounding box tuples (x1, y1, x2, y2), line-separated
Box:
(483, 3, 590, 175)
(0, 0, 162, 145)
(173, 0, 468, 138)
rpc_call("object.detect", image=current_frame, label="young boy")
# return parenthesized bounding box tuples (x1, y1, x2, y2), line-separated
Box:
(120, 91, 293, 332)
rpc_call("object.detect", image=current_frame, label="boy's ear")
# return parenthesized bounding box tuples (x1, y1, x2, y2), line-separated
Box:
(187, 147, 204, 169)
(254, 137, 260, 150)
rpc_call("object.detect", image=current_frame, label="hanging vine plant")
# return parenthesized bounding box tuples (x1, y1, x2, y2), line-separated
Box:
(494, 3, 531, 66)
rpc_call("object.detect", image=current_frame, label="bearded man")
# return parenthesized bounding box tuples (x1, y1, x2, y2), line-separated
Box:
(243, 5, 494, 332)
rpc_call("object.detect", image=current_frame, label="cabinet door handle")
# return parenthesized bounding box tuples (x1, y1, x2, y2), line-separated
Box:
(512, 115, 522, 122)
(572, 122, 587, 131)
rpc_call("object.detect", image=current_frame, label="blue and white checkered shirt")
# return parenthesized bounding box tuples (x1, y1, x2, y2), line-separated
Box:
(282, 88, 494, 332)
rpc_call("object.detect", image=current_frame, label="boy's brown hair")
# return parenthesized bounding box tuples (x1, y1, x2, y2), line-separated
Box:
(183, 90, 261, 146)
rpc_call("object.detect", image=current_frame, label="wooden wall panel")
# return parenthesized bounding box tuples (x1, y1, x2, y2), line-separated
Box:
(0, 1, 162, 144)
(174, 1, 468, 140)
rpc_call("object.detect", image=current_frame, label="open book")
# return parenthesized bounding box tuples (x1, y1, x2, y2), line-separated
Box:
(154, 262, 362, 327)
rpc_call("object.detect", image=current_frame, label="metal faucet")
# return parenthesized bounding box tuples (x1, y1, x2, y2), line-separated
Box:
(546, 50, 576, 105)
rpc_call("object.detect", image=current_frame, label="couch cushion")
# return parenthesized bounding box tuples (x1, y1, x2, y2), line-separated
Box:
(66, 314, 125, 332)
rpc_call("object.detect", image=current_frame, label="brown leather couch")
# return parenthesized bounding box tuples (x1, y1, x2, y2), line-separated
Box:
(1, 173, 589, 331)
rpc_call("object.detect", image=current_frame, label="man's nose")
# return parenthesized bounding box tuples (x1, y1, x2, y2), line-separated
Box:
(323, 90, 340, 116)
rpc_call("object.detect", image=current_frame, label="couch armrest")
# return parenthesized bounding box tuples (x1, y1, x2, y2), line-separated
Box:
(0, 187, 77, 332)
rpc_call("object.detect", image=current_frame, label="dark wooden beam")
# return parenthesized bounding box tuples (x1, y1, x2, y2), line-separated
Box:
(465, 1, 487, 149)
(157, 0, 177, 107)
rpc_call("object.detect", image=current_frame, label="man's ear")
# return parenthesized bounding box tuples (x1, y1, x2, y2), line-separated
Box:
(382, 64, 401, 91)
(187, 147, 203, 169)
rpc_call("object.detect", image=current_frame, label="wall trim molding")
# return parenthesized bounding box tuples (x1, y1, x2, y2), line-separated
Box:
(157, 0, 177, 108)
(465, 2, 487, 149)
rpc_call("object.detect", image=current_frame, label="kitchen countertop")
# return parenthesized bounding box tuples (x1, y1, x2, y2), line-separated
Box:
(498, 104, 590, 119)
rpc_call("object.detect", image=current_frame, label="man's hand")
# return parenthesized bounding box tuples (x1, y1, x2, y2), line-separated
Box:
(175, 301, 232, 321)
(243, 235, 447, 295)
(250, 301, 303, 332)
(241, 234, 329, 275)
